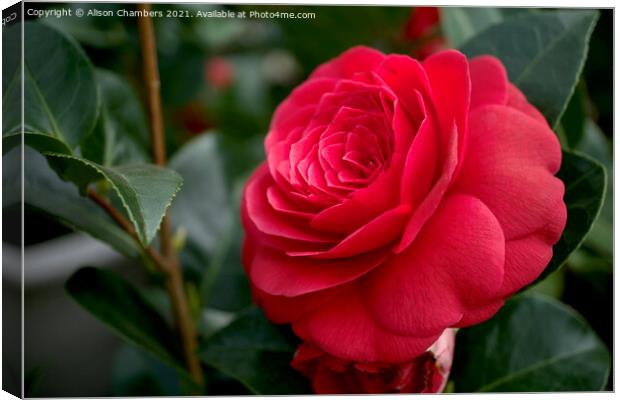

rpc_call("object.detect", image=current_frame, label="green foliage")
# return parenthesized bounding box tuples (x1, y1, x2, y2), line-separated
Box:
(169, 133, 233, 268)
(11, 147, 141, 257)
(452, 294, 610, 392)
(441, 7, 502, 47)
(3, 22, 182, 249)
(3, 132, 72, 156)
(536, 151, 606, 282)
(461, 10, 599, 128)
(46, 154, 183, 247)
(66, 267, 185, 371)
(112, 344, 200, 396)
(577, 120, 613, 258)
(558, 83, 588, 149)
(168, 133, 252, 312)
(82, 69, 150, 166)
(3, 22, 99, 150)
(198, 307, 311, 394)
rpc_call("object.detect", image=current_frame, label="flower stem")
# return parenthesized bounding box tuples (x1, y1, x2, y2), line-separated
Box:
(136, 3, 204, 386)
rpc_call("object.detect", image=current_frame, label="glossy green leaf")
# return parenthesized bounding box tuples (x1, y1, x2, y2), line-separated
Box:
(200, 178, 251, 312)
(3, 22, 99, 151)
(441, 7, 502, 48)
(578, 120, 613, 258)
(537, 151, 606, 282)
(66, 267, 184, 371)
(45, 153, 183, 247)
(461, 10, 598, 128)
(169, 133, 233, 264)
(559, 82, 588, 149)
(167, 133, 250, 312)
(3, 132, 72, 156)
(8, 147, 140, 257)
(452, 294, 610, 392)
(81, 70, 150, 166)
(2, 144, 21, 208)
(198, 307, 311, 394)
(497, 8, 539, 19)
(112, 344, 198, 396)
(527, 269, 565, 300)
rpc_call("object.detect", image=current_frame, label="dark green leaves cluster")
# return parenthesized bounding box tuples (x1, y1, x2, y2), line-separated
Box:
(460, 10, 598, 129)
(198, 307, 311, 394)
(452, 295, 610, 392)
(3, 21, 182, 248)
(66, 267, 184, 371)
(536, 151, 606, 282)
(3, 22, 99, 150)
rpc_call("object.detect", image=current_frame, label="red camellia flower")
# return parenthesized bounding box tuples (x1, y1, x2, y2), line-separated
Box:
(241, 46, 566, 365)
(291, 329, 456, 394)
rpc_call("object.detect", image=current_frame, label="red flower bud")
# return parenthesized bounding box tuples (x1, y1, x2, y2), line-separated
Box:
(291, 329, 456, 394)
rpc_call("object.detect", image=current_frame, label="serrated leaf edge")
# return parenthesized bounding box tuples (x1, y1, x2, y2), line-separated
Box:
(43, 152, 183, 247)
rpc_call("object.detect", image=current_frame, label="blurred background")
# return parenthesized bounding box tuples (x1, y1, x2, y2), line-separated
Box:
(3, 3, 613, 396)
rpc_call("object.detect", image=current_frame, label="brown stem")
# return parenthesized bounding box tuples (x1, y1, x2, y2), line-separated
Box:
(86, 189, 170, 273)
(137, 3, 166, 166)
(136, 3, 204, 386)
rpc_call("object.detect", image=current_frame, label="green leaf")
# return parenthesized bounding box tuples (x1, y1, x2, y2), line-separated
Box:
(461, 10, 599, 128)
(527, 269, 565, 299)
(3, 22, 99, 151)
(200, 177, 251, 312)
(66, 267, 184, 371)
(9, 147, 141, 257)
(537, 151, 606, 282)
(112, 343, 203, 396)
(45, 153, 183, 246)
(578, 120, 613, 258)
(441, 7, 502, 48)
(3, 132, 73, 156)
(559, 82, 588, 149)
(198, 307, 311, 394)
(452, 294, 610, 392)
(81, 69, 150, 166)
(169, 133, 233, 264)
(167, 133, 250, 312)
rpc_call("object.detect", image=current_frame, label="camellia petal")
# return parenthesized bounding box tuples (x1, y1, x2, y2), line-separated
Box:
(498, 200, 567, 296)
(310, 46, 386, 80)
(296, 283, 439, 363)
(249, 244, 390, 297)
(453, 105, 565, 240)
(469, 55, 508, 109)
(364, 194, 505, 337)
(289, 204, 411, 259)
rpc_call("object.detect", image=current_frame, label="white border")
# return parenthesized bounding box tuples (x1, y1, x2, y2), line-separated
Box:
(0, 1, 615, 400)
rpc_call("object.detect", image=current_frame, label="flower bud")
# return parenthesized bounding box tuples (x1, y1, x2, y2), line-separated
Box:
(291, 329, 456, 394)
